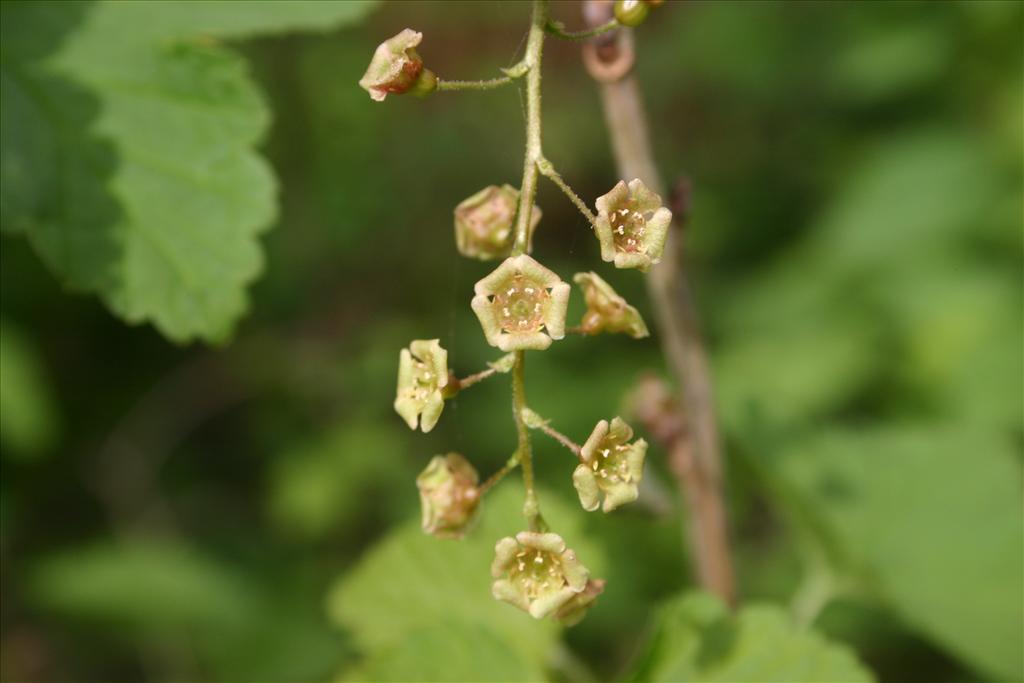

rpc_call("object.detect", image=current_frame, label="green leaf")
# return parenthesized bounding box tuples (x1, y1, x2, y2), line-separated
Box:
(776, 427, 1024, 680)
(344, 619, 547, 683)
(28, 539, 261, 630)
(0, 319, 58, 458)
(628, 592, 874, 682)
(327, 484, 604, 680)
(0, 1, 376, 343)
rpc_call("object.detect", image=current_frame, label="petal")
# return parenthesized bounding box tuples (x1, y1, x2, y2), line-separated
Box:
(594, 217, 617, 263)
(492, 537, 521, 576)
(573, 465, 601, 512)
(580, 420, 610, 462)
(497, 331, 551, 352)
(516, 531, 566, 554)
(595, 180, 629, 216)
(614, 251, 652, 271)
(492, 578, 530, 612)
(471, 294, 504, 348)
(475, 257, 519, 296)
(627, 439, 648, 481)
(602, 481, 639, 512)
(528, 586, 577, 619)
(624, 304, 650, 339)
(544, 282, 570, 340)
(514, 254, 560, 288)
(559, 548, 590, 590)
(644, 207, 672, 262)
(393, 395, 420, 430)
(627, 178, 663, 213)
(608, 417, 634, 443)
(419, 391, 444, 432)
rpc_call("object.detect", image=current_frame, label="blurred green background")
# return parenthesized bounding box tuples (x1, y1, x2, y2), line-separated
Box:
(1, 1, 1021, 682)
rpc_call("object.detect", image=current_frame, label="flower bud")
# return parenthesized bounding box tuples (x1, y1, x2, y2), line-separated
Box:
(454, 185, 542, 260)
(416, 453, 480, 539)
(491, 532, 590, 619)
(394, 339, 448, 432)
(554, 578, 607, 626)
(359, 29, 435, 102)
(471, 255, 570, 352)
(573, 272, 649, 339)
(594, 179, 672, 271)
(573, 417, 647, 512)
(614, 0, 649, 27)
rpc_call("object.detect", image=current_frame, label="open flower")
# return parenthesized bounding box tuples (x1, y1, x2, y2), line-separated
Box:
(491, 532, 589, 619)
(394, 339, 448, 432)
(573, 272, 649, 339)
(554, 578, 607, 626)
(416, 453, 480, 538)
(573, 417, 647, 512)
(471, 255, 570, 351)
(594, 179, 672, 271)
(359, 29, 437, 101)
(455, 185, 542, 260)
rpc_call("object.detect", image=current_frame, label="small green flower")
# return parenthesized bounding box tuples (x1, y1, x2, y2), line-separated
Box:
(416, 453, 480, 539)
(554, 578, 607, 627)
(455, 185, 542, 260)
(573, 272, 649, 339)
(394, 339, 448, 432)
(491, 531, 590, 619)
(359, 29, 437, 102)
(594, 179, 672, 271)
(573, 417, 647, 512)
(471, 255, 570, 351)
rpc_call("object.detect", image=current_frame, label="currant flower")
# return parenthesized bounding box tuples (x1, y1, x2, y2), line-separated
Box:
(471, 255, 570, 351)
(573, 272, 649, 339)
(491, 532, 590, 619)
(573, 417, 648, 512)
(359, 29, 437, 102)
(416, 453, 480, 539)
(594, 179, 672, 271)
(455, 185, 542, 261)
(394, 339, 448, 432)
(554, 578, 607, 627)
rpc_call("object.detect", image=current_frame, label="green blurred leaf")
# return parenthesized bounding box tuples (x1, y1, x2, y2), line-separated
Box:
(344, 619, 546, 683)
(327, 485, 604, 680)
(627, 592, 874, 682)
(29, 539, 260, 630)
(0, 319, 57, 458)
(776, 427, 1024, 680)
(0, 1, 375, 342)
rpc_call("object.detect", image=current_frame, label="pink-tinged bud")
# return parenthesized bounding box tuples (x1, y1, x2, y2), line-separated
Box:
(416, 453, 481, 539)
(491, 531, 590, 619)
(454, 185, 542, 261)
(359, 29, 435, 102)
(594, 179, 672, 271)
(573, 272, 649, 339)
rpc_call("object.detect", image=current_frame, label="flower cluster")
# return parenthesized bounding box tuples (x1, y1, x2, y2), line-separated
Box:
(366, 11, 670, 627)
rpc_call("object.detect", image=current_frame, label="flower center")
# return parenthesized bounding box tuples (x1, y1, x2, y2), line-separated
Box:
(590, 442, 633, 485)
(493, 275, 549, 333)
(510, 548, 564, 598)
(610, 200, 647, 253)
(409, 356, 437, 402)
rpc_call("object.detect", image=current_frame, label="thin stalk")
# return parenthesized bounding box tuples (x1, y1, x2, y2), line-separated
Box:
(456, 367, 497, 390)
(509, 0, 549, 531)
(479, 454, 521, 495)
(545, 18, 618, 41)
(536, 422, 582, 457)
(437, 76, 514, 92)
(537, 158, 598, 227)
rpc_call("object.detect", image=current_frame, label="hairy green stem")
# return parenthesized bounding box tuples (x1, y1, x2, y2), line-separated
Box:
(509, 0, 549, 531)
(537, 157, 598, 227)
(479, 453, 521, 495)
(437, 76, 515, 92)
(545, 18, 618, 41)
(536, 422, 582, 458)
